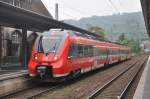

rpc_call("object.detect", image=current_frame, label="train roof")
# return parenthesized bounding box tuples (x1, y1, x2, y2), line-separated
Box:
(41, 29, 68, 36)
(41, 29, 129, 49)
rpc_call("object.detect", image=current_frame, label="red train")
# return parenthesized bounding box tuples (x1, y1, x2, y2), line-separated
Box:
(28, 29, 131, 81)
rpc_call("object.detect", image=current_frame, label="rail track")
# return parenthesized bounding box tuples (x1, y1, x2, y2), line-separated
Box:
(1, 55, 147, 99)
(86, 56, 147, 99)
(29, 58, 146, 99)
(2, 82, 63, 99)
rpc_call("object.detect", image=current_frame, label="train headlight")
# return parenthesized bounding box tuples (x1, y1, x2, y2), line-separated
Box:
(54, 56, 57, 60)
(34, 53, 38, 60)
(29, 74, 36, 77)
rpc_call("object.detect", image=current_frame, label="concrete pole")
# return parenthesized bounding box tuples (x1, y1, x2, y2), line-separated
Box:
(0, 26, 2, 69)
(12, 0, 15, 6)
(18, 0, 21, 8)
(55, 3, 59, 20)
(22, 25, 27, 67)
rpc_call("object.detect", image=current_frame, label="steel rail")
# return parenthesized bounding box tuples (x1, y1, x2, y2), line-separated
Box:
(27, 58, 142, 99)
(0, 70, 28, 81)
(1, 83, 63, 99)
(27, 84, 63, 99)
(86, 57, 144, 99)
(117, 57, 147, 99)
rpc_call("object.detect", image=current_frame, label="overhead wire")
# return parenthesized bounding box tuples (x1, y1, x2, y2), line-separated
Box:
(55, 0, 96, 28)
(117, 0, 125, 14)
(52, 0, 127, 31)
(56, 0, 108, 17)
(48, 5, 78, 19)
(107, 0, 121, 14)
(47, 4, 92, 31)
(56, 0, 91, 16)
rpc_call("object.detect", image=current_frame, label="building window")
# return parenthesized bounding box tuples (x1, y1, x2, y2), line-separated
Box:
(14, 0, 21, 7)
(11, 30, 22, 57)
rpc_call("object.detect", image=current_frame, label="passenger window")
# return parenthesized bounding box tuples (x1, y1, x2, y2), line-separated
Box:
(84, 45, 89, 57)
(88, 46, 94, 57)
(78, 45, 84, 57)
(101, 50, 106, 55)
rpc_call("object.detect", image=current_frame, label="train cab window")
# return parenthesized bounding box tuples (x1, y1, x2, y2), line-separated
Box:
(38, 36, 62, 54)
(68, 44, 77, 58)
(38, 36, 44, 52)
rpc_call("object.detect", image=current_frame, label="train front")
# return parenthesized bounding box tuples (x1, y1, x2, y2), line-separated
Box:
(28, 30, 69, 82)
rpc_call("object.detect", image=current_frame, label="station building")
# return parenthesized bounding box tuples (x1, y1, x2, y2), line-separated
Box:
(0, 0, 52, 69)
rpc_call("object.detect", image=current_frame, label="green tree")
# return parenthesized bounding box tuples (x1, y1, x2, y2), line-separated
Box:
(88, 26, 106, 40)
(117, 34, 141, 53)
(117, 33, 125, 42)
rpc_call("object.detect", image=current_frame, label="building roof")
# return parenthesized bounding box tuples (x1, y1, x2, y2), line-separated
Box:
(141, 0, 150, 37)
(0, 1, 101, 38)
(30, 0, 52, 18)
(0, 0, 52, 18)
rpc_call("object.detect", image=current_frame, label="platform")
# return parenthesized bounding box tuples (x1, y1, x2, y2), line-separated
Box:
(0, 69, 28, 81)
(0, 69, 31, 97)
(133, 56, 150, 99)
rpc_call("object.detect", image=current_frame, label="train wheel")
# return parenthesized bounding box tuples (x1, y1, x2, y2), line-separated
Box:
(65, 72, 74, 81)
(65, 69, 81, 81)
(73, 69, 81, 78)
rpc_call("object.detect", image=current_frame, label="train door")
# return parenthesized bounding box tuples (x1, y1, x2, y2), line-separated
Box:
(67, 43, 78, 71)
(108, 48, 113, 64)
(93, 46, 106, 69)
(106, 47, 109, 65)
(97, 47, 108, 68)
(77, 44, 90, 72)
(93, 46, 98, 69)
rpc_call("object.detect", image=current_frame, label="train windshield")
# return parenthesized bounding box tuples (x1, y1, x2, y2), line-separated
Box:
(38, 36, 62, 53)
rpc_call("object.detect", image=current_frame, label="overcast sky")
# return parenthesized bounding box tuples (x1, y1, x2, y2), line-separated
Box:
(41, 0, 142, 20)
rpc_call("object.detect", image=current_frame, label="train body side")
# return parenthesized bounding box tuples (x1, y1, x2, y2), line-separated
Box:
(28, 30, 131, 81)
